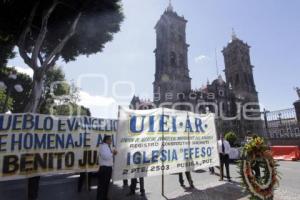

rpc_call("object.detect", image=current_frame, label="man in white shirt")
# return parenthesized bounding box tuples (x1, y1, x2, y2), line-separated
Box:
(217, 134, 231, 182)
(97, 135, 117, 200)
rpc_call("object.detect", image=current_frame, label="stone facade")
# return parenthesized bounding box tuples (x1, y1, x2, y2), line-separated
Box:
(153, 4, 191, 106)
(131, 3, 262, 137)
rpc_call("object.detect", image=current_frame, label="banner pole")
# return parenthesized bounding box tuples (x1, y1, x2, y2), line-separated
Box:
(187, 111, 191, 182)
(187, 112, 191, 153)
(112, 105, 121, 183)
(161, 107, 165, 197)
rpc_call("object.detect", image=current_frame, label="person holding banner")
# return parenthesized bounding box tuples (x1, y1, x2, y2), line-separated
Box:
(78, 172, 92, 192)
(217, 134, 231, 182)
(28, 176, 40, 200)
(97, 135, 117, 200)
(178, 172, 195, 188)
(127, 178, 145, 196)
(123, 179, 128, 187)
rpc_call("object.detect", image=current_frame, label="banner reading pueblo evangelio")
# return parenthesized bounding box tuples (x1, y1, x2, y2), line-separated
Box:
(0, 113, 117, 181)
(113, 107, 219, 181)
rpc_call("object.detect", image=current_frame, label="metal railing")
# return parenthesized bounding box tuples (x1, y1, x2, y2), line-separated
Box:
(263, 108, 300, 139)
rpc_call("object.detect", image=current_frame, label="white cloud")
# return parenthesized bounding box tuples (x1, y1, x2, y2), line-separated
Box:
(194, 55, 209, 63)
(8, 65, 33, 77)
(78, 90, 119, 119)
(79, 91, 117, 107)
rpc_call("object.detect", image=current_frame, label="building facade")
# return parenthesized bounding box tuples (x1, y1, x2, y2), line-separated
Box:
(131, 3, 262, 138)
(153, 3, 191, 106)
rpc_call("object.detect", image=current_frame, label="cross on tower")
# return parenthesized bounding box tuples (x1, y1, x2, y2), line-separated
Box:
(167, 0, 173, 12)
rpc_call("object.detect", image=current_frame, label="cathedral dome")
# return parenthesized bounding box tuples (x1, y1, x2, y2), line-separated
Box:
(212, 75, 226, 86)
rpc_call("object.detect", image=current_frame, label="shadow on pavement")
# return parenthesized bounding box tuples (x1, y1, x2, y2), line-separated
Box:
(167, 182, 248, 200)
(0, 175, 149, 200)
(109, 184, 149, 200)
(0, 173, 246, 200)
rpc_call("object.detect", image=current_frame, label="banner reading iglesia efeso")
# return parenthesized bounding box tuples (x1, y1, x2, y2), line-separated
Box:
(113, 107, 219, 181)
(0, 113, 117, 181)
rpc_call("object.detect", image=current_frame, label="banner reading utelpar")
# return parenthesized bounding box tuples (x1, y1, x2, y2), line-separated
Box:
(0, 113, 117, 181)
(112, 107, 219, 181)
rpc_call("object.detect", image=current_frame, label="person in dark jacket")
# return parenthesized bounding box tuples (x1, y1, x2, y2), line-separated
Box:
(127, 178, 145, 196)
(178, 172, 195, 188)
(78, 172, 92, 192)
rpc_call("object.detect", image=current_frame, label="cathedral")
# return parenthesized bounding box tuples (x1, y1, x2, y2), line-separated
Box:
(131, 2, 262, 138)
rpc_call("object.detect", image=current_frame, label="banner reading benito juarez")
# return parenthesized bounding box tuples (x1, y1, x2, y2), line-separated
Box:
(0, 113, 117, 181)
(112, 107, 219, 181)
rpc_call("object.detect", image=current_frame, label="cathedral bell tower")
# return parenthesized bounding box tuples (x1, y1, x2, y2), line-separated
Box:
(222, 30, 259, 103)
(153, 1, 191, 106)
(222, 30, 261, 135)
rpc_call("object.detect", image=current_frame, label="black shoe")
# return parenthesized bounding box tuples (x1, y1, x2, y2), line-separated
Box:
(190, 185, 195, 189)
(140, 192, 145, 197)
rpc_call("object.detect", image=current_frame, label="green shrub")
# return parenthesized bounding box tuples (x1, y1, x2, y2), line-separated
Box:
(225, 131, 237, 146)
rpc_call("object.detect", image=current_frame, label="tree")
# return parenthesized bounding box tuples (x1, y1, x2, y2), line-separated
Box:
(0, 89, 13, 112)
(0, 65, 91, 115)
(0, 66, 32, 112)
(0, 0, 123, 112)
(0, 36, 15, 67)
(38, 66, 67, 114)
(39, 66, 91, 116)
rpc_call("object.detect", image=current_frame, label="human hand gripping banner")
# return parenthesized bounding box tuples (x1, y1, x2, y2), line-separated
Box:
(112, 107, 219, 181)
(0, 113, 117, 181)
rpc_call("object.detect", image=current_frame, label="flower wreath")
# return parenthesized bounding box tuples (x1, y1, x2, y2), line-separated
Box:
(239, 137, 279, 200)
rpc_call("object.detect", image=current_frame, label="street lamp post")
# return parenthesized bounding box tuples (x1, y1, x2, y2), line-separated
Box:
(0, 72, 24, 113)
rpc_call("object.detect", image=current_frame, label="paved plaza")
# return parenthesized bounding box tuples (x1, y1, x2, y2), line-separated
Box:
(0, 161, 299, 200)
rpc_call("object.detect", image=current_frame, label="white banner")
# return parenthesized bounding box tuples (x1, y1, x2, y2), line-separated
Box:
(113, 107, 219, 181)
(0, 113, 117, 181)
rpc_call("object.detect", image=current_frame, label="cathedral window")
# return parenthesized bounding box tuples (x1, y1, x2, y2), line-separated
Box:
(207, 93, 215, 100)
(170, 51, 177, 66)
(160, 26, 166, 37)
(170, 24, 175, 40)
(246, 56, 250, 64)
(171, 31, 175, 40)
(244, 73, 249, 85)
(231, 56, 237, 65)
(177, 93, 185, 100)
(235, 74, 240, 86)
(219, 90, 224, 97)
(189, 92, 197, 100)
(178, 34, 183, 42)
(249, 75, 255, 87)
(179, 54, 184, 66)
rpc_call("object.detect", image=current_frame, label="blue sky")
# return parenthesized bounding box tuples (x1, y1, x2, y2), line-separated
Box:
(8, 0, 300, 118)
